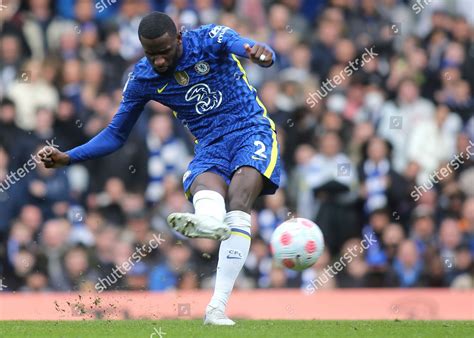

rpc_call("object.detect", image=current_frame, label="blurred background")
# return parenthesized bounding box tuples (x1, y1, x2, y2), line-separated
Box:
(0, 0, 473, 294)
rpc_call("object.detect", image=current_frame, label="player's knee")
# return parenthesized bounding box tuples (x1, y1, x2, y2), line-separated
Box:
(190, 172, 227, 197)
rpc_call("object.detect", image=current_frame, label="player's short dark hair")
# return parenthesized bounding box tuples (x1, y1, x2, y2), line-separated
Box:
(138, 12, 177, 40)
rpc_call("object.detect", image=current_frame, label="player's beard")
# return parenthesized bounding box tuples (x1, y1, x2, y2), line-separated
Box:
(157, 67, 175, 77)
(154, 50, 180, 77)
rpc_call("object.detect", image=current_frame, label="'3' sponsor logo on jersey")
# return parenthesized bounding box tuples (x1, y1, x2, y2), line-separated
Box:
(185, 83, 222, 115)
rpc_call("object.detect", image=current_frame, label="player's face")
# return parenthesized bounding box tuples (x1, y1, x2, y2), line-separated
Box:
(140, 32, 182, 75)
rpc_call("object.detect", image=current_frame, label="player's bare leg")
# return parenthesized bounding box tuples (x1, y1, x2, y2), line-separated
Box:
(167, 172, 231, 240)
(205, 166, 263, 326)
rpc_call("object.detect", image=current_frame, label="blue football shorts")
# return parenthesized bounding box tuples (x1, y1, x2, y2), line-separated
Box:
(183, 126, 281, 200)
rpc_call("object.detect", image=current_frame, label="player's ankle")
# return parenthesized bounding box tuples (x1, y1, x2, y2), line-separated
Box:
(207, 300, 226, 311)
(225, 210, 251, 228)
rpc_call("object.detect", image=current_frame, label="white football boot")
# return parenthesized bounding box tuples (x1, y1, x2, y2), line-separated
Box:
(167, 213, 231, 241)
(203, 305, 235, 326)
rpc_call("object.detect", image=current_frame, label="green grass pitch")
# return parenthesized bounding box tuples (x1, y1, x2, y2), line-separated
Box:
(0, 320, 473, 337)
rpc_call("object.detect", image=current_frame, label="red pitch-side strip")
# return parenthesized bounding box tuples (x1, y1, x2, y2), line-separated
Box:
(0, 289, 472, 320)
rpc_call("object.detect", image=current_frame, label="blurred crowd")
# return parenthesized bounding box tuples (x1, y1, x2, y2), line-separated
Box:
(0, 0, 473, 293)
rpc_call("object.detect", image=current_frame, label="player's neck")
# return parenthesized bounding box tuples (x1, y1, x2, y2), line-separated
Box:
(176, 43, 184, 64)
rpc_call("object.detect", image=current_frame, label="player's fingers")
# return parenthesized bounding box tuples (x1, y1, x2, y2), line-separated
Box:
(42, 160, 53, 168)
(39, 146, 53, 159)
(40, 154, 53, 162)
(250, 44, 261, 58)
(254, 45, 265, 60)
(41, 158, 53, 166)
(244, 43, 252, 55)
(256, 46, 270, 63)
(40, 155, 50, 162)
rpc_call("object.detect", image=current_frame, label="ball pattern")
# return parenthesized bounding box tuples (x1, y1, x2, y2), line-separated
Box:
(270, 218, 324, 271)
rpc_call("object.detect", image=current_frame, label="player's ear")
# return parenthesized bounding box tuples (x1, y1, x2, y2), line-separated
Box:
(177, 32, 182, 44)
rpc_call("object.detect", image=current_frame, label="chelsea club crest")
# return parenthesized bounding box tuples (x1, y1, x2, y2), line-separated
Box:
(194, 61, 210, 75)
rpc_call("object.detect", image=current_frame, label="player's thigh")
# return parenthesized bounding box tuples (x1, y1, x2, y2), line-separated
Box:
(183, 141, 231, 200)
(227, 166, 264, 212)
(227, 128, 280, 211)
(190, 171, 228, 198)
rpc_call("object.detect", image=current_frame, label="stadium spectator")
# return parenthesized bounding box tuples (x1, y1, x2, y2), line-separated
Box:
(245, 236, 273, 288)
(149, 242, 193, 291)
(336, 238, 370, 288)
(257, 190, 289, 244)
(358, 136, 407, 216)
(392, 239, 424, 288)
(62, 244, 98, 291)
(301, 132, 359, 254)
(378, 77, 436, 175)
(145, 113, 190, 203)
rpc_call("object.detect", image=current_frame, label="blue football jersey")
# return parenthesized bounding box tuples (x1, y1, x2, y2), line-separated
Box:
(66, 24, 276, 163)
(64, 23, 282, 197)
(123, 24, 276, 145)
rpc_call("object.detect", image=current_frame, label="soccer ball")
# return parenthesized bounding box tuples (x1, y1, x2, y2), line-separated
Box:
(270, 218, 324, 271)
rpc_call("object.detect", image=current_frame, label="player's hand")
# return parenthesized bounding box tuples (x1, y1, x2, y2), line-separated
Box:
(244, 43, 273, 67)
(38, 146, 70, 169)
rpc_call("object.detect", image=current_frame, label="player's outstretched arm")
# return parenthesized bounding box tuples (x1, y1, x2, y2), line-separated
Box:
(38, 123, 129, 169)
(38, 71, 148, 169)
(39, 105, 146, 170)
(38, 120, 130, 169)
(52, 105, 143, 167)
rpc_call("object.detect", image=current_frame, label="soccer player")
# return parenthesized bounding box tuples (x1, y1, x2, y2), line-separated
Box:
(39, 11, 280, 325)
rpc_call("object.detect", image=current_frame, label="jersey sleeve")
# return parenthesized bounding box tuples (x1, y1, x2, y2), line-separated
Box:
(66, 73, 148, 164)
(203, 24, 275, 67)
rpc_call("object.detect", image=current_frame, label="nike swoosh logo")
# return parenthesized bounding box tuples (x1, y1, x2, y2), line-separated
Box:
(226, 255, 242, 259)
(157, 83, 168, 94)
(251, 155, 266, 161)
